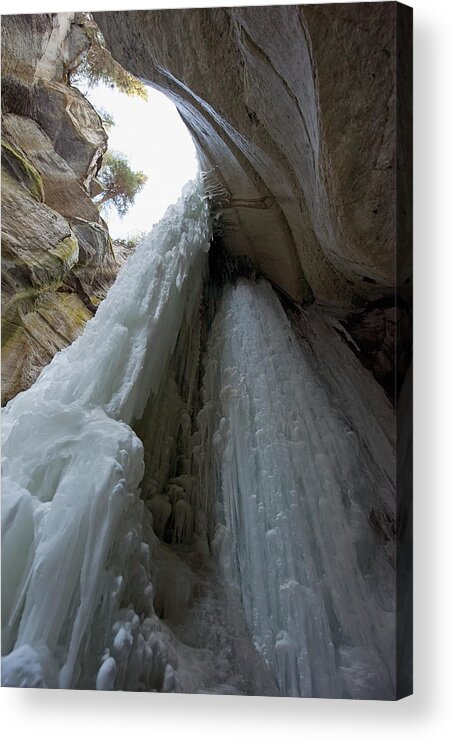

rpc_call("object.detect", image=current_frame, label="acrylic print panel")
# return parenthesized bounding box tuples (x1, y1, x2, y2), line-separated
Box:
(0, 3, 413, 699)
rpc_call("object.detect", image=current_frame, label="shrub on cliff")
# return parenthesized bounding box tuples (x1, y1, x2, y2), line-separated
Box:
(96, 107, 115, 130)
(96, 152, 147, 217)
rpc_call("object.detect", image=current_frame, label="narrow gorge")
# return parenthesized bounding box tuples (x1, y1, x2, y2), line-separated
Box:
(1, 6, 412, 700)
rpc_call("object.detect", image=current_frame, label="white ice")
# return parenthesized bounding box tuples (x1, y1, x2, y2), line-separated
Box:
(1, 178, 212, 689)
(197, 279, 396, 699)
(1, 183, 396, 698)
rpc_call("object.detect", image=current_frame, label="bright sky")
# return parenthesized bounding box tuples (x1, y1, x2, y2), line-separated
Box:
(82, 82, 199, 239)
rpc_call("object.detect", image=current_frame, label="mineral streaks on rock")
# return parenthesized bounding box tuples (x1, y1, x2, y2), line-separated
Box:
(1, 14, 116, 404)
(94, 4, 397, 305)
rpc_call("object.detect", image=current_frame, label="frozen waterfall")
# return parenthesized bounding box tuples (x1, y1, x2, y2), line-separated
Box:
(197, 279, 396, 699)
(1, 179, 213, 689)
(1, 178, 396, 698)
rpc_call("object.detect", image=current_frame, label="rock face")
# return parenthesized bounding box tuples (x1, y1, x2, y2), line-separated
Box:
(1, 13, 117, 404)
(94, 4, 403, 309)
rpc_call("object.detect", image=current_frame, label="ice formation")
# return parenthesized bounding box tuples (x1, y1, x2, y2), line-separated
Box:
(1, 177, 396, 698)
(197, 279, 396, 699)
(1, 178, 234, 691)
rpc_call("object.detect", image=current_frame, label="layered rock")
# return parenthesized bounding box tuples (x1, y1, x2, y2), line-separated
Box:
(1, 13, 117, 404)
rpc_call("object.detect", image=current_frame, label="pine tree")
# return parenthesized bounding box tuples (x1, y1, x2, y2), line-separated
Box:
(97, 152, 147, 217)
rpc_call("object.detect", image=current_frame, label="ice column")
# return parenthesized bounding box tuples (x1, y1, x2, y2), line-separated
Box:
(1, 178, 211, 689)
(198, 278, 396, 699)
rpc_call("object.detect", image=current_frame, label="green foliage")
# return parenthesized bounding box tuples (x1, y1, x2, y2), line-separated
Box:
(115, 231, 146, 249)
(97, 152, 147, 217)
(96, 107, 115, 130)
(72, 16, 148, 101)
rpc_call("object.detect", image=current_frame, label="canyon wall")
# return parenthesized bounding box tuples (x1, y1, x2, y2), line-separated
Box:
(1, 13, 117, 404)
(95, 4, 403, 306)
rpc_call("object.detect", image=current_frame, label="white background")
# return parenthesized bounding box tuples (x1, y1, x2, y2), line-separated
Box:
(0, 0, 452, 740)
